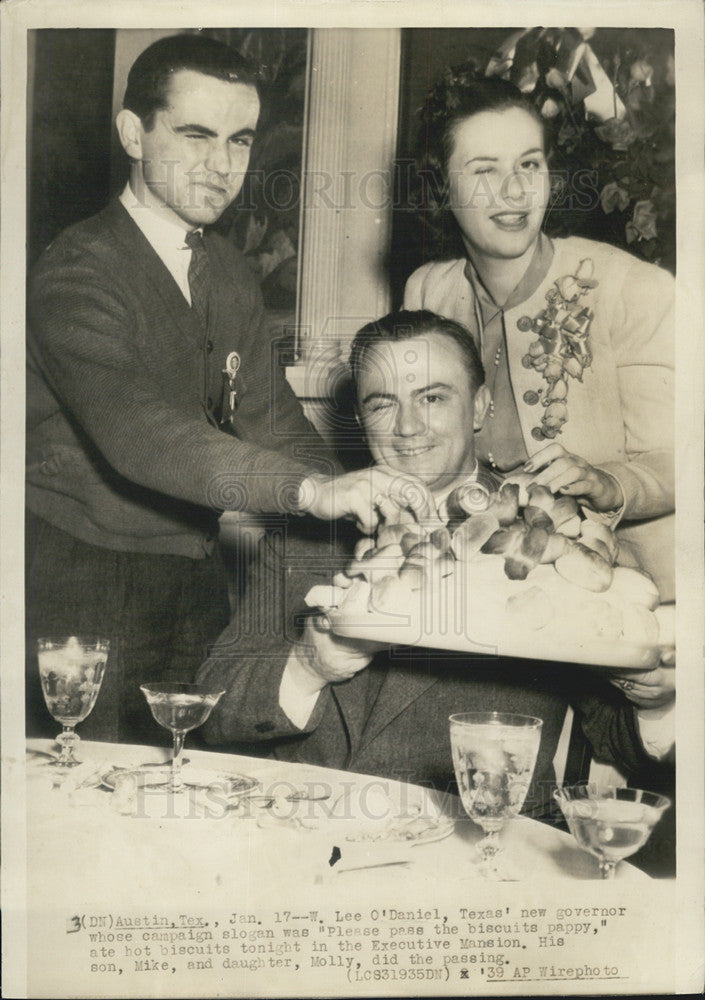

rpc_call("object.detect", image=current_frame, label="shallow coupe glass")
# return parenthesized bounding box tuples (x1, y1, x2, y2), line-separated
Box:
(554, 784, 671, 879)
(37, 636, 110, 766)
(450, 711, 543, 878)
(140, 682, 225, 792)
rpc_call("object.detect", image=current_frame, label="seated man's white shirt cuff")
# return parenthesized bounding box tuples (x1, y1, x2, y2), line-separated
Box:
(636, 702, 675, 761)
(279, 656, 324, 729)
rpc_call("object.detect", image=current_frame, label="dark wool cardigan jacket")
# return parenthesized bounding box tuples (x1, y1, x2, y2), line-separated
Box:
(27, 200, 332, 558)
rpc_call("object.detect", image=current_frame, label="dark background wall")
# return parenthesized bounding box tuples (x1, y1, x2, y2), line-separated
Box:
(397, 27, 519, 153)
(28, 30, 116, 267)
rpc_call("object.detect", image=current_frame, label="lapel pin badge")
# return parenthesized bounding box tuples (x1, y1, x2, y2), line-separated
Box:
(223, 351, 241, 379)
(222, 351, 241, 417)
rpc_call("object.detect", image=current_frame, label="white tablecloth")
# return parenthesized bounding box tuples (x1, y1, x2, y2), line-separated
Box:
(24, 737, 648, 901)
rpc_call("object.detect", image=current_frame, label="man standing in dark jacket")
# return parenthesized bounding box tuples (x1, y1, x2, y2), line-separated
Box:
(26, 34, 430, 743)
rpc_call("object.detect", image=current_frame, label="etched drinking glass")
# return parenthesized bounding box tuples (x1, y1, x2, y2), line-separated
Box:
(450, 711, 543, 878)
(37, 636, 110, 767)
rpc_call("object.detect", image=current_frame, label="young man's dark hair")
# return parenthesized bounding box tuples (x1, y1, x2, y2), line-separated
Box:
(123, 33, 260, 130)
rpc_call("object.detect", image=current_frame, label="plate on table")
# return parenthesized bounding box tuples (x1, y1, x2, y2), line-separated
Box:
(326, 786, 455, 848)
(337, 813, 455, 847)
(322, 814, 456, 873)
(101, 766, 259, 797)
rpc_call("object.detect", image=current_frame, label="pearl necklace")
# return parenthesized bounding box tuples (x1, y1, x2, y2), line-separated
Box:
(472, 295, 506, 469)
(473, 295, 502, 420)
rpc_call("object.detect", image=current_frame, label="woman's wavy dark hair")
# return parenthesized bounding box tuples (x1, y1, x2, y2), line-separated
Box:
(411, 62, 549, 257)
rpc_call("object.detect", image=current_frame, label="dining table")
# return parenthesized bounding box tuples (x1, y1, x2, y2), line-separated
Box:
(20, 736, 657, 999)
(24, 737, 650, 888)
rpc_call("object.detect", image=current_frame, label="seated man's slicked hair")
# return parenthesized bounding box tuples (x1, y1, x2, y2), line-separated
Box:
(123, 33, 260, 130)
(349, 309, 485, 395)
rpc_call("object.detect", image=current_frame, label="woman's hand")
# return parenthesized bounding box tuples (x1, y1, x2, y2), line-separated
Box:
(523, 443, 624, 513)
(609, 651, 676, 711)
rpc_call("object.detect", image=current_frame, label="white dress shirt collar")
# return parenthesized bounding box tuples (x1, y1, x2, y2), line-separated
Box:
(119, 183, 199, 304)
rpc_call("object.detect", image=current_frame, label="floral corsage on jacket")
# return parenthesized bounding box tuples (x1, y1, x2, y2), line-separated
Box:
(519, 258, 597, 441)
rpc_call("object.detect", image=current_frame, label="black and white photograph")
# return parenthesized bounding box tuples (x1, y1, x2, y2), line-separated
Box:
(2, 2, 703, 997)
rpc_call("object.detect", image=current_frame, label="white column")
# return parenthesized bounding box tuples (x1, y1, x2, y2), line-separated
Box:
(288, 28, 402, 400)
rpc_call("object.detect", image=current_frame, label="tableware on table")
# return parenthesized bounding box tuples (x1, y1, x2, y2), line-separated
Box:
(450, 711, 542, 879)
(326, 781, 453, 845)
(101, 765, 257, 797)
(339, 813, 456, 847)
(554, 783, 671, 879)
(286, 787, 332, 802)
(110, 771, 141, 815)
(330, 858, 411, 876)
(313, 809, 455, 884)
(139, 682, 225, 792)
(101, 767, 170, 791)
(37, 636, 110, 767)
(138, 757, 190, 769)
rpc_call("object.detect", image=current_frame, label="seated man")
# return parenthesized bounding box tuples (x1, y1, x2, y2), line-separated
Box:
(198, 310, 673, 824)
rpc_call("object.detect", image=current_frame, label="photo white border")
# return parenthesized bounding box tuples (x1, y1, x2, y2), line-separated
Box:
(2, 1, 703, 996)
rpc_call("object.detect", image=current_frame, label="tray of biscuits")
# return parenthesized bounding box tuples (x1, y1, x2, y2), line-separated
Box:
(308, 476, 673, 669)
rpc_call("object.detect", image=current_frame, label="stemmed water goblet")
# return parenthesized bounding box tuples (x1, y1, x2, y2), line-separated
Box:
(450, 711, 543, 878)
(140, 682, 225, 792)
(37, 636, 110, 767)
(554, 783, 671, 879)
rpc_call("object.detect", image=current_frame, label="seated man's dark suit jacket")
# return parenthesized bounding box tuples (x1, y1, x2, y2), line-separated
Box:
(198, 516, 657, 822)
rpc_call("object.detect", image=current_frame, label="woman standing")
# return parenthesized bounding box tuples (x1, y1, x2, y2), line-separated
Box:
(403, 66, 674, 600)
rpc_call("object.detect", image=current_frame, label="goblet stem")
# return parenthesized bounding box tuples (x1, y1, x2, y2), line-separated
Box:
(476, 827, 504, 878)
(599, 858, 617, 879)
(171, 730, 186, 792)
(56, 726, 80, 768)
